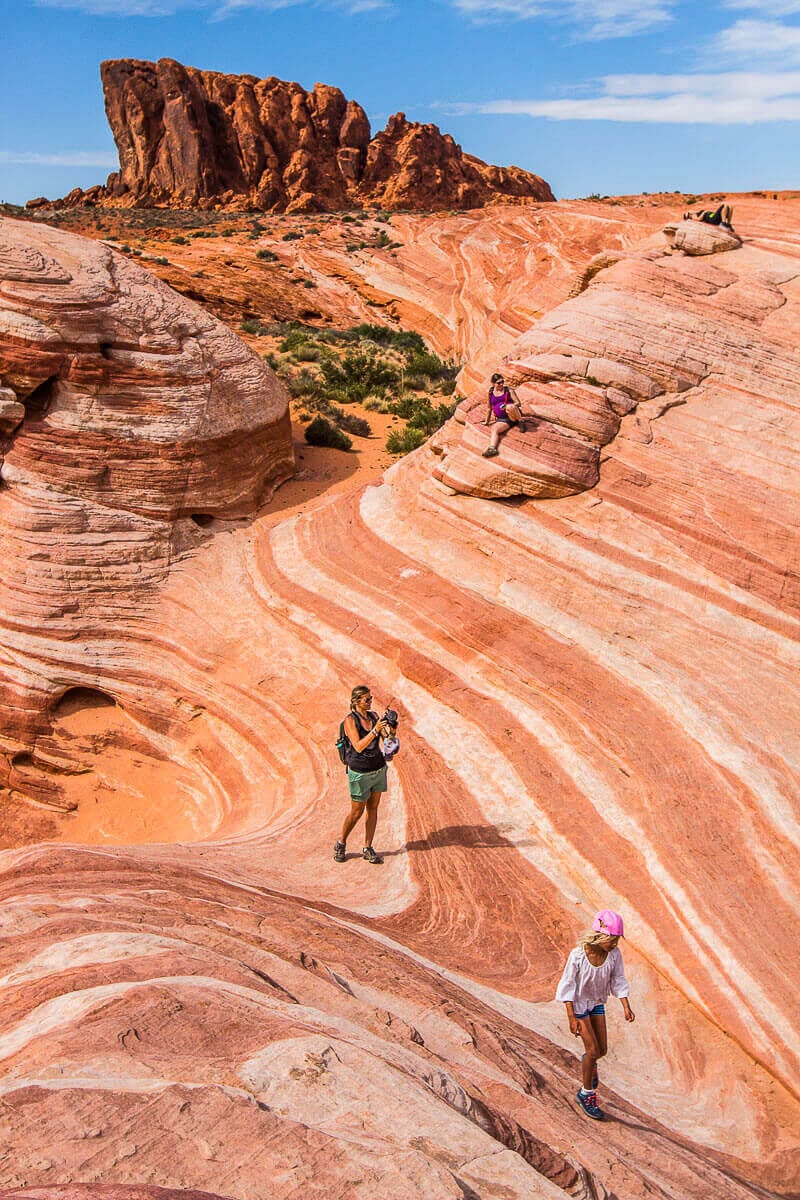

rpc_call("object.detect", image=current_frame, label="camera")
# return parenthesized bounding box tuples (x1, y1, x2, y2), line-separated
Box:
(382, 708, 398, 729)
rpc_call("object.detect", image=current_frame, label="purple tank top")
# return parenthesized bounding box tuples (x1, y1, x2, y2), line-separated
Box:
(490, 387, 511, 419)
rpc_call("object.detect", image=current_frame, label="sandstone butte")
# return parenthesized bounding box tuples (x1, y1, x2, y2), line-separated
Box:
(32, 57, 554, 214)
(1, 196, 799, 1200)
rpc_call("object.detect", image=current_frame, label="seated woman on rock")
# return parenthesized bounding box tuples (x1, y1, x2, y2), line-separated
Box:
(481, 372, 527, 458)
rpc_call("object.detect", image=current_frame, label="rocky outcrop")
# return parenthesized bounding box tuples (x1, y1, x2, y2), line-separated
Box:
(432, 219, 759, 498)
(0, 215, 293, 811)
(37, 58, 554, 213)
(356, 112, 552, 211)
(665, 218, 742, 255)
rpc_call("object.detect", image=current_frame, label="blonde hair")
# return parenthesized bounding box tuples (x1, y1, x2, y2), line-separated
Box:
(350, 685, 371, 711)
(578, 930, 618, 950)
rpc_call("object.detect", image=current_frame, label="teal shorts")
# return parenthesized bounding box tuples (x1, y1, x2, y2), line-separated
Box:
(347, 765, 388, 801)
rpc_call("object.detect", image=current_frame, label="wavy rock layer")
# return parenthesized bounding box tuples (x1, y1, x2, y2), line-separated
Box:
(1, 205, 799, 1197)
(42, 58, 554, 214)
(0, 215, 293, 810)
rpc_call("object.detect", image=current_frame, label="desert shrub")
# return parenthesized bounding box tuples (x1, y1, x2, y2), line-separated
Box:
(341, 214, 357, 223)
(240, 318, 263, 335)
(293, 344, 322, 362)
(335, 409, 371, 437)
(282, 231, 303, 241)
(386, 426, 427, 455)
(375, 230, 392, 248)
(279, 328, 312, 353)
(345, 242, 365, 252)
(351, 324, 426, 355)
(256, 248, 279, 261)
(408, 400, 457, 435)
(287, 368, 322, 398)
(302, 279, 317, 288)
(363, 396, 393, 413)
(171, 235, 189, 245)
(305, 416, 352, 450)
(320, 350, 399, 402)
(406, 350, 447, 377)
(263, 352, 279, 369)
(152, 256, 169, 266)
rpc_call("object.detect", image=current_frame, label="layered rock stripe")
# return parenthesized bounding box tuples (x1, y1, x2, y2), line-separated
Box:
(1, 201, 799, 1196)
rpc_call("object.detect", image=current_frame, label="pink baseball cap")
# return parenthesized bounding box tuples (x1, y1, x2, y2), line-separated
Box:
(592, 909, 625, 937)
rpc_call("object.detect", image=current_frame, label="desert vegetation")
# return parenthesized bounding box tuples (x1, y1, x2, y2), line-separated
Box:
(238, 319, 459, 453)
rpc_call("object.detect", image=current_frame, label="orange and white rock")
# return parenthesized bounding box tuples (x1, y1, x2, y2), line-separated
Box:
(0, 214, 293, 809)
(1, 201, 799, 1198)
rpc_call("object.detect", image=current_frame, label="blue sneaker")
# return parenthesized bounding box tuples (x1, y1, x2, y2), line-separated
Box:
(576, 1089, 603, 1120)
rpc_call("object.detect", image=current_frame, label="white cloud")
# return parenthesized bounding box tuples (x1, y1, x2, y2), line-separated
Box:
(35, 0, 389, 13)
(712, 19, 800, 66)
(446, 71, 800, 122)
(449, 0, 674, 38)
(724, 0, 800, 12)
(0, 150, 119, 166)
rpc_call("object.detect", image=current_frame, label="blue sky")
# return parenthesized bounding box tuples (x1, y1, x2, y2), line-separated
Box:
(1, 0, 798, 203)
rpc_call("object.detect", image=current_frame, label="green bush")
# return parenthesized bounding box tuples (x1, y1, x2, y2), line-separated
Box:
(375, 229, 392, 248)
(287, 368, 322, 398)
(282, 231, 303, 241)
(171, 235, 189, 245)
(256, 248, 279, 261)
(321, 349, 399, 402)
(152, 256, 169, 266)
(335, 409, 371, 437)
(293, 345, 322, 362)
(279, 329, 312, 353)
(241, 318, 265, 335)
(386, 426, 427, 455)
(350, 324, 426, 356)
(305, 416, 352, 450)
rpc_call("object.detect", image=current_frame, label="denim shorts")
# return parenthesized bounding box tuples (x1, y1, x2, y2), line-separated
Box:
(575, 1003, 606, 1020)
(347, 765, 388, 801)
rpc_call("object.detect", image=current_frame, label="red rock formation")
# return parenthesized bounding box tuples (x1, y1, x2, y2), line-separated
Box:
(39, 58, 553, 214)
(356, 112, 551, 210)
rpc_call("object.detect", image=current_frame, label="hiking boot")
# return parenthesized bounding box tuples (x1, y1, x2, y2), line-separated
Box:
(482, 446, 499, 458)
(575, 1089, 603, 1120)
(333, 841, 347, 863)
(362, 845, 383, 864)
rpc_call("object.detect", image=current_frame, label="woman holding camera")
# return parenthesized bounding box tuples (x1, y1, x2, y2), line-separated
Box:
(333, 685, 390, 865)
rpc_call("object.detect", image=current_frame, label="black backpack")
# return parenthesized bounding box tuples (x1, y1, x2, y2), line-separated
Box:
(336, 718, 354, 768)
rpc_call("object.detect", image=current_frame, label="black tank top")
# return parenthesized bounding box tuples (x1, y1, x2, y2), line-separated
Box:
(348, 710, 386, 772)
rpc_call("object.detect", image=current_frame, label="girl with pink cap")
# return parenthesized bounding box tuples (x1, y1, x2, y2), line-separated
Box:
(555, 909, 635, 1120)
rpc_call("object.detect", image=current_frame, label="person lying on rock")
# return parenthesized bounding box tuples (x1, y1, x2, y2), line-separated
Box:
(683, 203, 734, 228)
(333, 684, 391, 865)
(555, 909, 635, 1121)
(481, 372, 527, 458)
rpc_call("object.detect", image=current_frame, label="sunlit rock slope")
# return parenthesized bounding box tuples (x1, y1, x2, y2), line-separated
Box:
(1, 203, 799, 1198)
